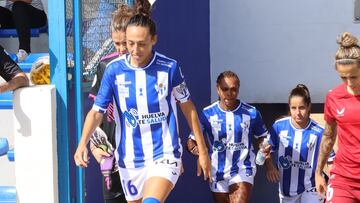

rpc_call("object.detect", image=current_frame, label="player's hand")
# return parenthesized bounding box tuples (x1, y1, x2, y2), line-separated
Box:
(197, 152, 211, 181)
(74, 144, 90, 168)
(265, 163, 280, 183)
(91, 147, 111, 163)
(90, 127, 114, 154)
(315, 172, 327, 199)
(263, 144, 272, 159)
(187, 139, 199, 156)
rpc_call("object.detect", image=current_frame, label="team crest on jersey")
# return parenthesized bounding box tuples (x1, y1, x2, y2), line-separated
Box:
(279, 130, 290, 148)
(155, 83, 167, 96)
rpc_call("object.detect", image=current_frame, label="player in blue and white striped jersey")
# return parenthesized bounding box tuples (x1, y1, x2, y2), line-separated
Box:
(265, 84, 335, 203)
(188, 71, 268, 203)
(74, 9, 211, 203)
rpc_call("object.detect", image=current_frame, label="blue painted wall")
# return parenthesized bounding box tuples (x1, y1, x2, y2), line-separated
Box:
(152, 0, 212, 202)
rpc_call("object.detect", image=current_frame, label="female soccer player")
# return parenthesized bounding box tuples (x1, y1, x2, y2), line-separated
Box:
(265, 84, 334, 203)
(74, 3, 211, 203)
(188, 71, 269, 203)
(315, 32, 360, 203)
(87, 3, 143, 203)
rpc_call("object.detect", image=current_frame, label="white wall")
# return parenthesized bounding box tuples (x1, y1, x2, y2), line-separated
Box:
(210, 0, 360, 103)
(13, 85, 58, 203)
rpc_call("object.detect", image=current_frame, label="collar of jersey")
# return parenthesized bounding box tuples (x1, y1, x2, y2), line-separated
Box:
(216, 100, 241, 113)
(289, 117, 311, 131)
(125, 51, 157, 70)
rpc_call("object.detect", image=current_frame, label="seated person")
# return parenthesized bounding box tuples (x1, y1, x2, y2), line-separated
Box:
(0, 0, 47, 61)
(0, 44, 29, 93)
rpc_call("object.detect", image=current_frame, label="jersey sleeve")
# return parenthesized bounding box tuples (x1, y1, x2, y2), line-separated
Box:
(93, 64, 114, 113)
(172, 65, 190, 103)
(253, 110, 268, 138)
(269, 123, 279, 152)
(324, 93, 335, 124)
(0, 47, 23, 82)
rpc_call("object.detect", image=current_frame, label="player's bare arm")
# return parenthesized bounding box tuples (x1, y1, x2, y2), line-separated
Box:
(74, 109, 103, 167)
(179, 100, 211, 181)
(315, 121, 337, 198)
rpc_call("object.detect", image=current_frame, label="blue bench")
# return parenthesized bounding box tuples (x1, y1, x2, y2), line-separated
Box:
(0, 25, 48, 38)
(0, 186, 16, 203)
(0, 92, 13, 110)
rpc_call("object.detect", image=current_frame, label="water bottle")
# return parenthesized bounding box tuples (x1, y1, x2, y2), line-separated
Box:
(256, 138, 269, 165)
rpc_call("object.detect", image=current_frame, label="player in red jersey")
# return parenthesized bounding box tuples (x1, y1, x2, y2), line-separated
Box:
(315, 32, 360, 203)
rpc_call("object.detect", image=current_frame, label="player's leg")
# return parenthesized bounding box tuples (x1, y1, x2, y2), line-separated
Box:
(228, 182, 252, 203)
(228, 168, 255, 203)
(300, 187, 323, 203)
(104, 171, 127, 203)
(142, 177, 173, 203)
(142, 158, 182, 203)
(212, 192, 230, 203)
(210, 180, 230, 203)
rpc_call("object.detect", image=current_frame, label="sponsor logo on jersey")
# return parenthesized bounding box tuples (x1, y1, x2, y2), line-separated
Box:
(336, 107, 345, 117)
(137, 111, 167, 125)
(154, 158, 179, 167)
(123, 109, 167, 128)
(116, 80, 132, 98)
(279, 155, 311, 170)
(156, 59, 173, 67)
(212, 138, 248, 152)
(124, 109, 138, 128)
(213, 138, 227, 152)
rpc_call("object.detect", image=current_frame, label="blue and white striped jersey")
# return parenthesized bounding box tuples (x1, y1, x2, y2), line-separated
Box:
(269, 117, 334, 197)
(93, 52, 190, 169)
(196, 101, 268, 182)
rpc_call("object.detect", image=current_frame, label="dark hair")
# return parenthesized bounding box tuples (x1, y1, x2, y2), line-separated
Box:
(216, 71, 240, 87)
(335, 32, 360, 67)
(111, 4, 134, 32)
(111, 0, 151, 33)
(288, 84, 311, 106)
(126, 0, 156, 36)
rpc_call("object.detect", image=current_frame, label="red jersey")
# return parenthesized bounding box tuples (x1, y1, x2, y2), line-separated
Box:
(324, 83, 360, 188)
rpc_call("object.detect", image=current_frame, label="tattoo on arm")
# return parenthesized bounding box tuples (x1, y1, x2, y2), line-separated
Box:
(316, 122, 337, 174)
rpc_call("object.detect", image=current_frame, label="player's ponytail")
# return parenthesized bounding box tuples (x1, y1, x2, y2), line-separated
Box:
(134, 0, 151, 17)
(127, 0, 156, 36)
(288, 84, 311, 107)
(111, 4, 134, 32)
(335, 32, 360, 67)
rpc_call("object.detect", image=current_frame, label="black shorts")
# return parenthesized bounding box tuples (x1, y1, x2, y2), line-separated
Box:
(102, 171, 126, 202)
